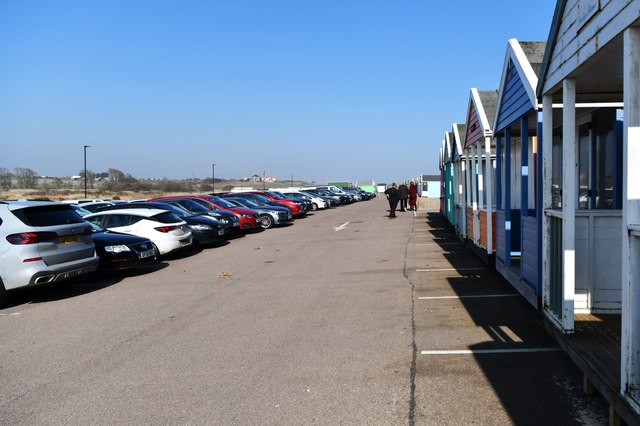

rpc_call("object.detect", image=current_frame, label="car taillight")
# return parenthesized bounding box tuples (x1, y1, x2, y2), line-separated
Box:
(155, 225, 179, 233)
(6, 232, 58, 245)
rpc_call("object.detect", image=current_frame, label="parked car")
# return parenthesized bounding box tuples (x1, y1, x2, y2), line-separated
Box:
(0, 201, 99, 306)
(89, 222, 157, 270)
(148, 195, 259, 231)
(278, 190, 327, 210)
(223, 197, 293, 228)
(151, 197, 239, 235)
(96, 202, 225, 246)
(230, 191, 307, 216)
(300, 190, 338, 208)
(83, 208, 192, 256)
(303, 188, 343, 206)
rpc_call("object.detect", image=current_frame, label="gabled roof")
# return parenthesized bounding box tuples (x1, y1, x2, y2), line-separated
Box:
(493, 39, 546, 132)
(536, 1, 566, 97)
(464, 88, 498, 148)
(444, 131, 453, 164)
(451, 123, 466, 162)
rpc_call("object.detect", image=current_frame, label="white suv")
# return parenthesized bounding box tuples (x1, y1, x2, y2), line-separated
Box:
(0, 201, 99, 306)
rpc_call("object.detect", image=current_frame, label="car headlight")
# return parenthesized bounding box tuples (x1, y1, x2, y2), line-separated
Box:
(239, 214, 252, 218)
(105, 245, 131, 253)
(189, 224, 213, 231)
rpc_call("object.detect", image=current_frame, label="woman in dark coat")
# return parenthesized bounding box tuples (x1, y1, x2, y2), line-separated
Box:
(398, 182, 409, 211)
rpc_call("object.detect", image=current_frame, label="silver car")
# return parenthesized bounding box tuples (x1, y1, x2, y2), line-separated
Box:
(0, 201, 99, 306)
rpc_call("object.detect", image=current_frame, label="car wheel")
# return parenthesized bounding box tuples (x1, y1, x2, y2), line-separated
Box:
(311, 203, 318, 211)
(260, 215, 274, 229)
(0, 279, 10, 308)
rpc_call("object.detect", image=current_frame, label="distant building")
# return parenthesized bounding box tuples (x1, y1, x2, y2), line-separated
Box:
(419, 175, 440, 197)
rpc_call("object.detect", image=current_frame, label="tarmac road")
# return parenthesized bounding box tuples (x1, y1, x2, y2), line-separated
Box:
(0, 197, 608, 425)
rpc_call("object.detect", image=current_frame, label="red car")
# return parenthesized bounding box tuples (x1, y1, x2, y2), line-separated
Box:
(232, 191, 306, 217)
(149, 195, 259, 231)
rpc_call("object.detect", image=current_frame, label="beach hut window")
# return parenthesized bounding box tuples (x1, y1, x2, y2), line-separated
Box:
(577, 109, 622, 210)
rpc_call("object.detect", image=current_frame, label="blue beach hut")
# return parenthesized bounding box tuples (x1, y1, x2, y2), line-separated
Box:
(493, 39, 546, 307)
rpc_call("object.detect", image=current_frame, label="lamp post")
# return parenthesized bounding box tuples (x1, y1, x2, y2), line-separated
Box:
(211, 163, 216, 195)
(83, 145, 90, 198)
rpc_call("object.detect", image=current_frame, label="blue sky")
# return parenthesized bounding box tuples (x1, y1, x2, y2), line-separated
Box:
(0, 1, 556, 184)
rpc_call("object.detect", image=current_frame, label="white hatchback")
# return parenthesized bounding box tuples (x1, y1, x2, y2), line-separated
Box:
(83, 208, 192, 256)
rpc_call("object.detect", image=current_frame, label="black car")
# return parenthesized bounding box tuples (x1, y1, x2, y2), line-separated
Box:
(156, 198, 239, 235)
(96, 202, 225, 246)
(90, 222, 157, 270)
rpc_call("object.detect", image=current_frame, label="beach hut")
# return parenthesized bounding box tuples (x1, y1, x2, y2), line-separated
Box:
(442, 132, 456, 226)
(451, 124, 467, 240)
(463, 89, 498, 264)
(537, 0, 639, 422)
(493, 40, 546, 307)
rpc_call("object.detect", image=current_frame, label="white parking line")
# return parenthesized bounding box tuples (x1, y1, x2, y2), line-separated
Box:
(334, 222, 350, 231)
(0, 312, 20, 316)
(418, 294, 519, 300)
(416, 267, 487, 272)
(421, 348, 561, 355)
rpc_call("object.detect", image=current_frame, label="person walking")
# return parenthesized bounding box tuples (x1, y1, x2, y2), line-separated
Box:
(409, 181, 418, 211)
(398, 181, 409, 211)
(384, 183, 399, 218)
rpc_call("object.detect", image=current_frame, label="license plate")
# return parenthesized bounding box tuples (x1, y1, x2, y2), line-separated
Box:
(138, 249, 155, 259)
(218, 230, 224, 236)
(59, 235, 80, 244)
(233, 222, 239, 227)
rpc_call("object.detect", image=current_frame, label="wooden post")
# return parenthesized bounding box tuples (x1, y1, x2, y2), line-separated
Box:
(505, 127, 512, 266)
(542, 95, 553, 320)
(562, 78, 576, 333)
(485, 136, 493, 254)
(496, 135, 502, 210)
(621, 26, 640, 407)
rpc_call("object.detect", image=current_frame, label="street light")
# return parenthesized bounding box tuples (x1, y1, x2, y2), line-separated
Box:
(211, 163, 216, 195)
(83, 145, 90, 198)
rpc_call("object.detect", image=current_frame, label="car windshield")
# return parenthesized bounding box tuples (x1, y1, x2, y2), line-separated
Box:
(171, 199, 209, 213)
(247, 194, 270, 204)
(209, 197, 236, 208)
(71, 204, 93, 217)
(153, 203, 189, 218)
(231, 198, 259, 208)
(88, 221, 106, 232)
(265, 191, 285, 200)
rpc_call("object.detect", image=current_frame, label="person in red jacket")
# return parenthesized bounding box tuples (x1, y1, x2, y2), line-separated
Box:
(409, 181, 418, 211)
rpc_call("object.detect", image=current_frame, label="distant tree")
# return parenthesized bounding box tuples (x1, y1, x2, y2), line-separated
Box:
(14, 167, 38, 189)
(95, 172, 109, 180)
(0, 167, 13, 190)
(79, 169, 96, 188)
(107, 168, 125, 184)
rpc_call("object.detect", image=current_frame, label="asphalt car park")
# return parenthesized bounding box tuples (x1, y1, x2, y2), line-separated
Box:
(0, 196, 610, 424)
